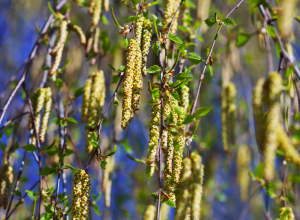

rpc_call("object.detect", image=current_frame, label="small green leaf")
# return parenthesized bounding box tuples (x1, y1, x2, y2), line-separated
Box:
(183, 114, 195, 124)
(126, 16, 137, 23)
(151, 88, 160, 101)
(152, 41, 160, 55)
(38, 167, 54, 176)
(152, 15, 159, 37)
(15, 188, 22, 198)
(74, 87, 84, 98)
(166, 198, 176, 207)
(254, 162, 264, 179)
(44, 203, 54, 214)
(101, 161, 108, 169)
(169, 80, 185, 89)
(26, 190, 39, 200)
(175, 72, 191, 80)
(93, 204, 100, 215)
(187, 53, 205, 64)
(126, 154, 146, 163)
(169, 32, 183, 44)
(60, 119, 67, 127)
(108, 63, 116, 71)
(178, 25, 190, 33)
(114, 96, 120, 105)
(197, 35, 203, 42)
(84, 125, 93, 130)
(105, 145, 117, 156)
(88, 141, 99, 148)
(117, 65, 126, 72)
(63, 164, 76, 170)
(266, 26, 276, 38)
(150, 192, 159, 200)
(209, 65, 213, 76)
(111, 75, 119, 84)
(205, 17, 216, 27)
(131, 0, 139, 5)
(123, 38, 129, 49)
(22, 144, 37, 152)
(195, 107, 212, 117)
(236, 33, 251, 47)
(40, 66, 51, 71)
(67, 117, 77, 124)
(173, 105, 184, 115)
(56, 78, 63, 91)
(146, 65, 162, 74)
(170, 91, 180, 102)
(221, 17, 236, 26)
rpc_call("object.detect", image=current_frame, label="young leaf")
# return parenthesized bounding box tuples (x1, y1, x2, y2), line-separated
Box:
(195, 107, 212, 117)
(105, 145, 117, 156)
(74, 87, 84, 98)
(117, 65, 126, 72)
(187, 53, 205, 64)
(183, 114, 195, 124)
(169, 51, 180, 72)
(236, 33, 251, 47)
(108, 63, 116, 71)
(63, 164, 76, 170)
(126, 16, 137, 23)
(146, 65, 162, 74)
(38, 167, 54, 176)
(221, 17, 236, 26)
(170, 91, 180, 102)
(175, 72, 191, 80)
(101, 161, 108, 169)
(111, 75, 119, 84)
(25, 190, 39, 200)
(209, 65, 213, 76)
(67, 117, 77, 124)
(151, 88, 160, 101)
(172, 105, 184, 115)
(152, 41, 160, 55)
(22, 144, 37, 152)
(205, 17, 216, 27)
(88, 141, 99, 148)
(169, 32, 183, 44)
(254, 162, 264, 179)
(166, 198, 176, 207)
(123, 38, 129, 49)
(93, 204, 100, 215)
(126, 154, 146, 163)
(152, 15, 159, 37)
(56, 78, 63, 91)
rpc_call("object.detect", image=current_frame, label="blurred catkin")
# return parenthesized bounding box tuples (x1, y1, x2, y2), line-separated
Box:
(0, 163, 13, 209)
(72, 169, 90, 219)
(141, 19, 152, 76)
(69, 24, 86, 45)
(93, 27, 100, 54)
(121, 39, 137, 130)
(252, 78, 266, 152)
(81, 78, 92, 123)
(91, 0, 102, 27)
(134, 15, 145, 48)
(132, 47, 142, 114)
(279, 207, 295, 220)
(197, 0, 211, 33)
(278, 0, 297, 39)
(103, 0, 109, 11)
(40, 87, 52, 143)
(264, 72, 282, 181)
(237, 145, 250, 201)
(102, 154, 115, 208)
(32, 88, 46, 146)
(143, 205, 156, 220)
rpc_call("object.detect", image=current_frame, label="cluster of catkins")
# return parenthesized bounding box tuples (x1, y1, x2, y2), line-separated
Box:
(81, 70, 106, 153)
(49, 19, 86, 80)
(174, 152, 204, 220)
(121, 17, 152, 130)
(162, 0, 181, 37)
(143, 205, 156, 220)
(72, 169, 91, 219)
(252, 72, 300, 181)
(221, 82, 236, 152)
(0, 161, 13, 209)
(279, 207, 295, 220)
(102, 153, 115, 208)
(28, 87, 52, 145)
(236, 145, 250, 201)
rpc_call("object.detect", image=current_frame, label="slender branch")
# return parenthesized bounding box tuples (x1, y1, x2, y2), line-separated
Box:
(0, 0, 67, 125)
(0, 112, 30, 131)
(278, 52, 284, 73)
(66, 132, 84, 170)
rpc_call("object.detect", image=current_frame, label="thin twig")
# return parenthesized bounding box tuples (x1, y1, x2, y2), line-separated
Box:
(0, 112, 30, 131)
(66, 132, 84, 169)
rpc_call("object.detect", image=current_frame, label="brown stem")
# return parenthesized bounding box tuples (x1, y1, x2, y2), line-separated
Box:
(66, 132, 84, 170)
(0, 112, 30, 131)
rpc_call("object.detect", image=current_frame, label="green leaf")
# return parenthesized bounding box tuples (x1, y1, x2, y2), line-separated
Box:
(93, 204, 100, 215)
(101, 161, 108, 169)
(187, 53, 205, 64)
(197, 35, 203, 42)
(114, 96, 120, 105)
(236, 33, 251, 47)
(126, 16, 137, 23)
(40, 213, 53, 220)
(117, 65, 126, 72)
(61, 58, 71, 71)
(170, 91, 180, 102)
(183, 114, 195, 124)
(150, 192, 159, 200)
(40, 66, 51, 71)
(152, 41, 160, 56)
(47, 2, 59, 19)
(221, 17, 236, 26)
(38, 167, 54, 176)
(151, 88, 160, 101)
(101, 14, 109, 24)
(111, 75, 120, 85)
(169, 51, 180, 72)
(105, 145, 117, 156)
(74, 87, 84, 98)
(25, 190, 39, 200)
(88, 141, 99, 148)
(173, 105, 184, 115)
(123, 38, 129, 49)
(146, 65, 162, 74)
(84, 125, 93, 130)
(254, 162, 264, 179)
(92, 193, 102, 202)
(266, 26, 276, 38)
(108, 63, 116, 71)
(63, 164, 76, 170)
(205, 17, 216, 27)
(169, 80, 185, 89)
(178, 25, 190, 33)
(99, 31, 110, 52)
(175, 72, 191, 80)
(56, 78, 63, 91)
(249, 171, 256, 180)
(15, 188, 22, 198)
(126, 154, 146, 163)
(131, 0, 139, 5)
(22, 144, 36, 152)
(93, 132, 98, 142)
(169, 32, 183, 44)
(44, 203, 54, 213)
(166, 198, 176, 207)
(195, 107, 212, 117)
(152, 15, 159, 37)
(67, 117, 77, 124)
(60, 119, 67, 127)
(209, 65, 213, 76)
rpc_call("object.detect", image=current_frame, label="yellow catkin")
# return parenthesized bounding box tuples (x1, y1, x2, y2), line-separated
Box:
(132, 47, 142, 114)
(85, 28, 95, 56)
(143, 205, 156, 220)
(221, 82, 236, 152)
(237, 145, 250, 202)
(69, 24, 86, 45)
(147, 83, 161, 178)
(121, 39, 137, 130)
(197, 0, 211, 33)
(97, 70, 106, 120)
(93, 27, 100, 54)
(141, 19, 152, 76)
(32, 88, 46, 146)
(279, 207, 295, 220)
(39, 88, 52, 143)
(134, 15, 145, 48)
(175, 158, 192, 220)
(190, 152, 204, 220)
(28, 92, 38, 130)
(162, 0, 181, 36)
(103, 0, 109, 11)
(89, 0, 96, 14)
(252, 79, 266, 152)
(278, 0, 297, 40)
(164, 133, 175, 202)
(0, 163, 13, 209)
(264, 72, 282, 181)
(277, 127, 300, 166)
(81, 78, 92, 123)
(49, 20, 68, 77)
(72, 169, 90, 219)
(102, 154, 115, 208)
(161, 89, 172, 153)
(91, 0, 102, 27)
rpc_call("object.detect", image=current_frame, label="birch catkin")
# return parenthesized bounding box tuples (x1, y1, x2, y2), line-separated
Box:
(72, 169, 90, 219)
(69, 24, 86, 45)
(121, 39, 137, 130)
(0, 163, 13, 209)
(32, 88, 46, 145)
(102, 154, 115, 208)
(143, 205, 156, 220)
(279, 207, 295, 220)
(40, 88, 52, 143)
(132, 47, 142, 114)
(91, 0, 102, 27)
(81, 78, 92, 123)
(141, 19, 152, 76)
(103, 0, 109, 11)
(237, 145, 250, 201)
(264, 72, 282, 181)
(134, 15, 145, 48)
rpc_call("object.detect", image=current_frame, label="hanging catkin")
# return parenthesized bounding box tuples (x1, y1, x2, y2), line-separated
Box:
(252, 78, 266, 152)
(162, 0, 180, 36)
(81, 78, 92, 123)
(32, 88, 46, 146)
(134, 15, 145, 48)
(91, 0, 102, 27)
(121, 39, 137, 130)
(69, 24, 86, 45)
(264, 72, 282, 182)
(72, 169, 90, 219)
(40, 88, 52, 143)
(103, 0, 109, 11)
(141, 19, 152, 76)
(279, 207, 295, 220)
(190, 151, 204, 220)
(132, 46, 142, 114)
(0, 162, 13, 209)
(143, 205, 156, 220)
(161, 89, 172, 153)
(175, 158, 192, 220)
(102, 154, 115, 208)
(237, 145, 250, 202)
